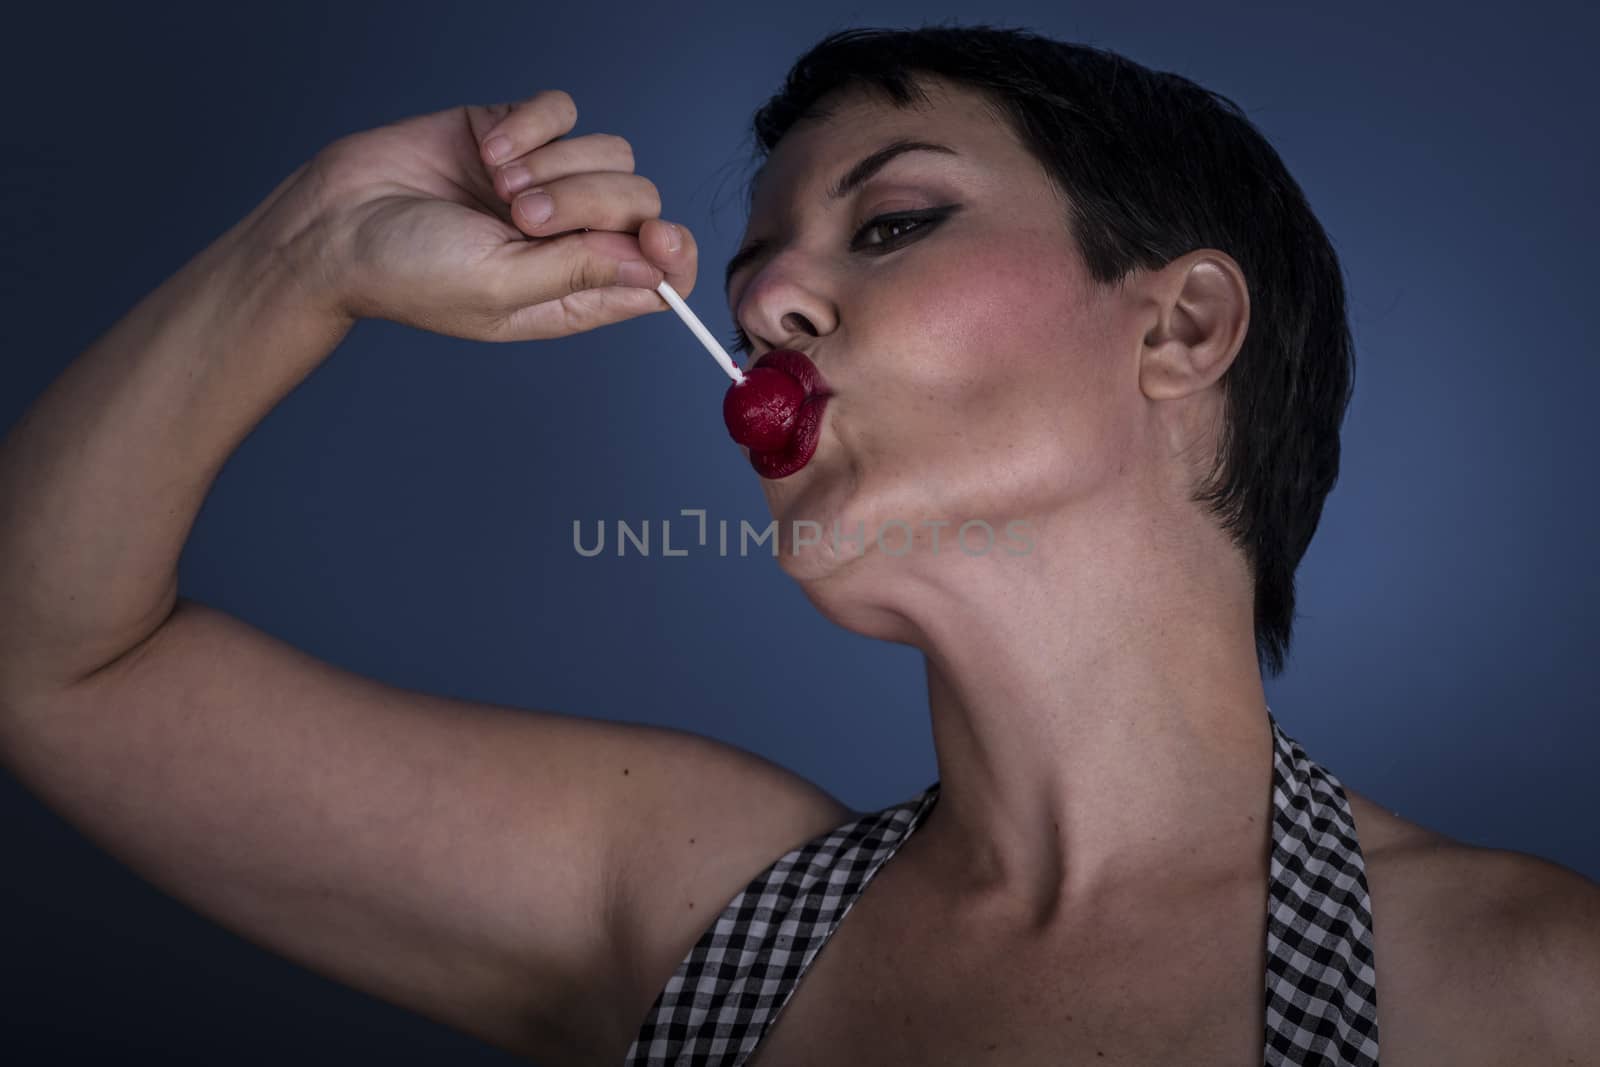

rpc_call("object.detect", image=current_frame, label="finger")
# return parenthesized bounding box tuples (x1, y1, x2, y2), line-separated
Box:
(486, 228, 664, 310)
(488, 284, 673, 343)
(638, 217, 699, 301)
(478, 89, 579, 168)
(491, 132, 635, 200)
(509, 171, 662, 238)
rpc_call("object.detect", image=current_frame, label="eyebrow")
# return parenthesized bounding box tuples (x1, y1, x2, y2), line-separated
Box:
(723, 139, 959, 297)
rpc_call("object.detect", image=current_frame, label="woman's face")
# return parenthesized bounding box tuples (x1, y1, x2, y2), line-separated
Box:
(726, 77, 1155, 597)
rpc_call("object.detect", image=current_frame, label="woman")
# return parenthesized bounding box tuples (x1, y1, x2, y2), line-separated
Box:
(0, 23, 1594, 1067)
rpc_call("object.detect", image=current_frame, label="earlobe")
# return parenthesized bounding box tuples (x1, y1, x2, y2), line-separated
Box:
(1137, 251, 1250, 402)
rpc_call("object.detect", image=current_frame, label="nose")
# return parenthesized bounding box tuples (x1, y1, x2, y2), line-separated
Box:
(733, 256, 839, 353)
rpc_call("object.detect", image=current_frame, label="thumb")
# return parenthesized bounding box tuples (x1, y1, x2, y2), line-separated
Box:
(489, 230, 665, 310)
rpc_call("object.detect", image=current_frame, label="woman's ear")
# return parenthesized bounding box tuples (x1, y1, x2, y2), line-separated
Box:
(1137, 250, 1251, 402)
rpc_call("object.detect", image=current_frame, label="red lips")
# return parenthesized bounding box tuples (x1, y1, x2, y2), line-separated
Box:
(722, 350, 830, 479)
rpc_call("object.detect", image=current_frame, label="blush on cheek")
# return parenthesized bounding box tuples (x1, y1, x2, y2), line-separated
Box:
(828, 223, 1121, 522)
(870, 228, 1121, 512)
(905, 228, 1099, 388)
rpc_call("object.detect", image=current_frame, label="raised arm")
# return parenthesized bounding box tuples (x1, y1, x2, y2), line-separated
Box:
(0, 92, 758, 1065)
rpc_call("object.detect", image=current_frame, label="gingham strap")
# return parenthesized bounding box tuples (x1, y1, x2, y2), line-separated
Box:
(1264, 716, 1381, 1065)
(625, 714, 1380, 1066)
(622, 786, 937, 1066)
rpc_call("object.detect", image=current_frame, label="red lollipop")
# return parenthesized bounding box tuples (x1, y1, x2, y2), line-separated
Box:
(723, 366, 806, 451)
(649, 277, 829, 477)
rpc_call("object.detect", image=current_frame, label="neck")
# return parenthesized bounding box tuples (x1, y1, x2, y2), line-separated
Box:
(841, 498, 1275, 927)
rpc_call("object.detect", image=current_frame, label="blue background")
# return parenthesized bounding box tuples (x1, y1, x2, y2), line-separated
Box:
(2, 1, 1595, 1062)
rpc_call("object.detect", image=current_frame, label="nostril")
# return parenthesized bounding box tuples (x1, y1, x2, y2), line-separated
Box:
(780, 312, 817, 336)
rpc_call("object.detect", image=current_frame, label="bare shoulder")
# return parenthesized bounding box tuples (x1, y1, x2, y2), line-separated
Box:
(1345, 789, 1600, 1065)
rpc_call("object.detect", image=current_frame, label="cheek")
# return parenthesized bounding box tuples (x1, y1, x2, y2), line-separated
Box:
(858, 229, 1124, 493)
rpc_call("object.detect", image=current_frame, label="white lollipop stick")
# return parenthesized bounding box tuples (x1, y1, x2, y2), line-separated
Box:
(656, 280, 745, 384)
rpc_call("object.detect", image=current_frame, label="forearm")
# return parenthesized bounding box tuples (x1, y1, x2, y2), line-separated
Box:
(0, 165, 355, 698)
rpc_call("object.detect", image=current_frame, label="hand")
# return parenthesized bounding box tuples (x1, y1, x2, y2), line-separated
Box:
(272, 89, 698, 342)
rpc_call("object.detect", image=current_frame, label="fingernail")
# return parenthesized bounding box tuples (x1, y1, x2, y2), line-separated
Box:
(501, 163, 533, 195)
(484, 135, 513, 164)
(663, 222, 682, 253)
(617, 260, 659, 288)
(516, 191, 554, 225)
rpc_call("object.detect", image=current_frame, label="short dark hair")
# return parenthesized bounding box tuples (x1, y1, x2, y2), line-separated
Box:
(737, 23, 1356, 679)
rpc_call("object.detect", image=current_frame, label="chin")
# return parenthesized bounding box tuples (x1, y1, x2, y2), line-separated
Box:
(758, 449, 855, 563)
(791, 556, 920, 644)
(773, 521, 864, 581)
(770, 512, 934, 645)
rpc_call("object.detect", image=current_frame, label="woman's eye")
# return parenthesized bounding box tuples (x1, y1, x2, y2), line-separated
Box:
(853, 212, 936, 250)
(726, 208, 956, 356)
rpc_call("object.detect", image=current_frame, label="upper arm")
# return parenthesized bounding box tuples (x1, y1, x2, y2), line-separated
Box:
(0, 596, 742, 1065)
(606, 720, 858, 1042)
(1414, 844, 1600, 1062)
(1514, 855, 1600, 1062)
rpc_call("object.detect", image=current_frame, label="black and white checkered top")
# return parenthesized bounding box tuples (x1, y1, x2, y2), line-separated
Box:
(624, 712, 1380, 1065)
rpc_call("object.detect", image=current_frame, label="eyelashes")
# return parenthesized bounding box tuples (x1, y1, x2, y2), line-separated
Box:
(726, 208, 953, 357)
(853, 211, 938, 250)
